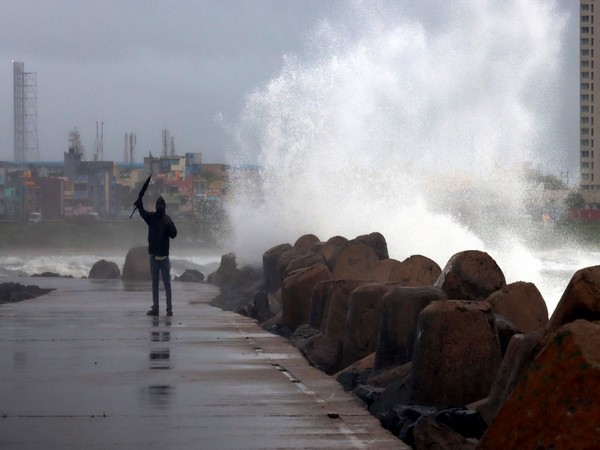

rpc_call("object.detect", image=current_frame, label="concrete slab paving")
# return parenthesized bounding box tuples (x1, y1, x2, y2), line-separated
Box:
(0, 277, 407, 449)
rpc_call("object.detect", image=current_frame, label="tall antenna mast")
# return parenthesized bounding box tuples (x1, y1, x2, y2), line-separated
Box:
(13, 61, 39, 161)
(94, 122, 99, 161)
(128, 132, 136, 167)
(123, 133, 128, 163)
(99, 122, 104, 161)
(93, 122, 105, 161)
(162, 128, 169, 157)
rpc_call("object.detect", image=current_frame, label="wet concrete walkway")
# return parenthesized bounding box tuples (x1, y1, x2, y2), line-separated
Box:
(0, 277, 405, 449)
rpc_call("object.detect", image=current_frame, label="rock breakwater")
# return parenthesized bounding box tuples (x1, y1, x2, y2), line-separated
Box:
(207, 231, 600, 449)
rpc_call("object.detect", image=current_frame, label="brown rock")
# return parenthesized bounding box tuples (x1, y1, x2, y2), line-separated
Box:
(175, 269, 204, 282)
(308, 280, 331, 331)
(411, 300, 502, 408)
(88, 259, 121, 279)
(335, 353, 376, 392)
(435, 250, 506, 301)
(320, 280, 368, 338)
(369, 362, 412, 387)
(316, 235, 349, 270)
(206, 253, 239, 287)
(486, 281, 548, 333)
(293, 233, 321, 252)
(0, 283, 55, 303)
(281, 263, 333, 332)
(262, 243, 292, 293)
(331, 243, 379, 280)
(374, 286, 447, 371)
(365, 258, 403, 282)
(300, 333, 344, 375)
(413, 416, 478, 450)
(251, 291, 274, 324)
(478, 320, 600, 449)
(355, 232, 389, 260)
(284, 252, 327, 278)
(342, 283, 397, 368)
(389, 254, 442, 286)
(493, 314, 519, 357)
(121, 246, 150, 281)
(546, 265, 600, 333)
(274, 236, 320, 286)
(277, 250, 306, 287)
(477, 330, 545, 425)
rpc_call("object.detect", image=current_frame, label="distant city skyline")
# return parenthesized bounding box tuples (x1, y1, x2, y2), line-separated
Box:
(1, 1, 342, 164)
(1, 1, 580, 175)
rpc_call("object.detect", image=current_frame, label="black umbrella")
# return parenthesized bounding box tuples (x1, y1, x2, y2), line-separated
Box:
(129, 174, 152, 218)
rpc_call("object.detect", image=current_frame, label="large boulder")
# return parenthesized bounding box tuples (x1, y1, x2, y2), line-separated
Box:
(493, 314, 520, 357)
(262, 243, 292, 293)
(435, 250, 506, 301)
(320, 280, 368, 338)
(298, 332, 344, 375)
(308, 280, 332, 331)
(175, 269, 204, 282)
(546, 265, 600, 333)
(284, 252, 327, 279)
(251, 291, 274, 324)
(348, 254, 442, 285)
(121, 246, 150, 281)
(342, 283, 397, 368)
(207, 253, 239, 287)
(410, 300, 502, 408)
(208, 253, 264, 312)
(332, 243, 379, 280)
(293, 233, 321, 252)
(477, 330, 545, 425)
(295, 283, 349, 373)
(277, 234, 321, 287)
(0, 282, 55, 303)
(367, 363, 414, 422)
(479, 320, 600, 449)
(374, 286, 447, 371)
(315, 235, 348, 270)
(390, 254, 442, 286)
(281, 263, 332, 332)
(366, 259, 405, 282)
(335, 353, 377, 392)
(354, 232, 389, 260)
(486, 281, 548, 333)
(88, 259, 121, 279)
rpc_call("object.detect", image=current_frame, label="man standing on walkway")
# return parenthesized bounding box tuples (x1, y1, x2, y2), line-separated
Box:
(134, 196, 178, 316)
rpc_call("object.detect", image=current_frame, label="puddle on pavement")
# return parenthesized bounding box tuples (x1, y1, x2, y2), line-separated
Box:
(149, 319, 171, 369)
(140, 384, 174, 409)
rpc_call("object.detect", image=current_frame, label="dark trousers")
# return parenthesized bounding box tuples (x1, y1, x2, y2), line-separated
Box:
(150, 256, 172, 311)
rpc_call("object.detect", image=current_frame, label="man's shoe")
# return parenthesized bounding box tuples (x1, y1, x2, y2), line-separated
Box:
(166, 310, 173, 317)
(146, 308, 158, 316)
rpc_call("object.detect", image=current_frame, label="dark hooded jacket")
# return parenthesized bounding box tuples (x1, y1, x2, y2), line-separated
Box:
(138, 199, 177, 257)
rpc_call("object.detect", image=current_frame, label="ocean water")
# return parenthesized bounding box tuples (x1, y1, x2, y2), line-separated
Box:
(0, 253, 222, 281)
(0, 246, 592, 315)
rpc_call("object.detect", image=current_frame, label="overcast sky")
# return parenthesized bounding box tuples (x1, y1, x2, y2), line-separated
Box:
(0, 0, 580, 174)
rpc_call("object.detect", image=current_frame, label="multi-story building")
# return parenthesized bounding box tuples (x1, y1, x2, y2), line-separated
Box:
(0, 148, 230, 221)
(581, 1, 600, 206)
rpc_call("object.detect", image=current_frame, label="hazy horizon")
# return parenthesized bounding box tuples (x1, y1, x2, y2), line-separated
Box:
(1, 0, 580, 175)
